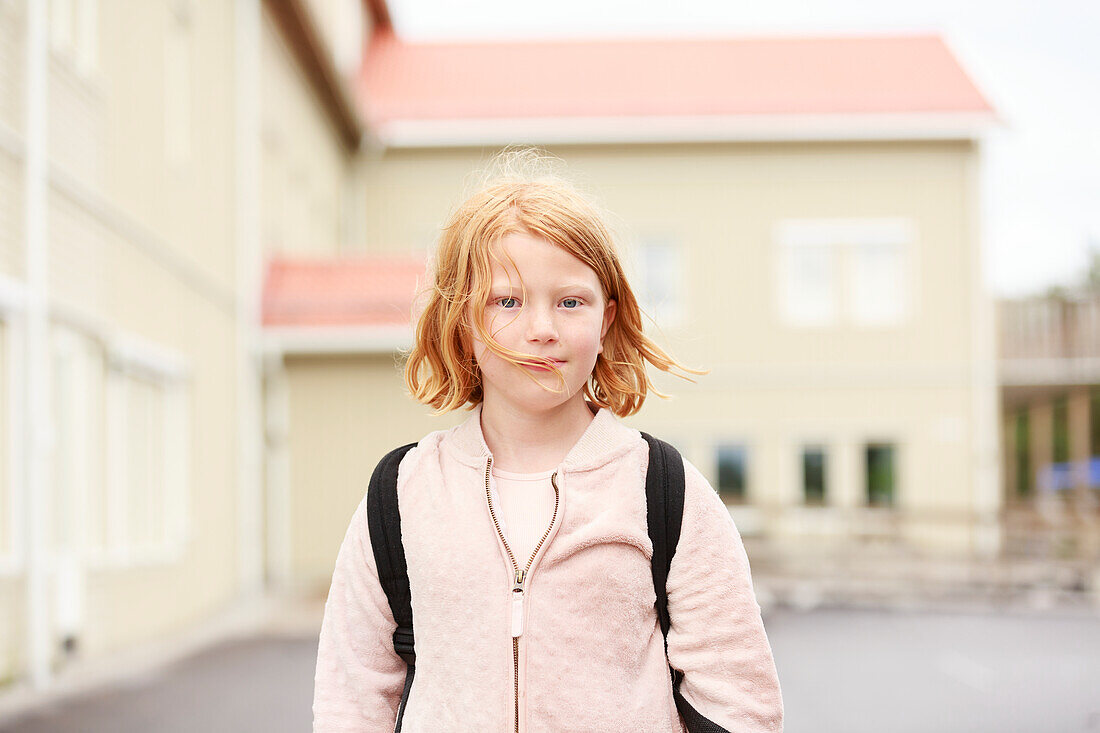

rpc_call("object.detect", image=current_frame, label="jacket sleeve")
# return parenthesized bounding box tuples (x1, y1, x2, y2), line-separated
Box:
(664, 458, 784, 732)
(313, 491, 407, 732)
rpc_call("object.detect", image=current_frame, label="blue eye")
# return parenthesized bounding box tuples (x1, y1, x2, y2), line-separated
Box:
(499, 297, 518, 308)
(562, 298, 580, 308)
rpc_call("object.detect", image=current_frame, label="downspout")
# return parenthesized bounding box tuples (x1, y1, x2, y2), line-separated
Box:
(263, 352, 292, 590)
(235, 0, 264, 597)
(23, 0, 52, 690)
(971, 135, 1003, 558)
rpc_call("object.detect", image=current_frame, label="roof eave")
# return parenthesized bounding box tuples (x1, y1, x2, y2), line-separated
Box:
(265, 0, 366, 152)
(370, 111, 1002, 149)
(262, 324, 414, 355)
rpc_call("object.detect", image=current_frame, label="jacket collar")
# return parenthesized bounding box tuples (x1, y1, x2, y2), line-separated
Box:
(446, 400, 640, 473)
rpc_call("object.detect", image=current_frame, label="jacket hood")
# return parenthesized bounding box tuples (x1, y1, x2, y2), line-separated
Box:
(445, 400, 642, 473)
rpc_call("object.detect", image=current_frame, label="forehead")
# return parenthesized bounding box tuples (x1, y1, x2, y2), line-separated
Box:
(486, 231, 600, 284)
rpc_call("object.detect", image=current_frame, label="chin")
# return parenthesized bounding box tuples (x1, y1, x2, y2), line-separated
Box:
(508, 385, 580, 409)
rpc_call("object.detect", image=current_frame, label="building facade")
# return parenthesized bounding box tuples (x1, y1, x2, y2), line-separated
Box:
(0, 0, 368, 695)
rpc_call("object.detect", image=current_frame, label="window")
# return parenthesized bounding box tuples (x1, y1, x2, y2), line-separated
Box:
(801, 444, 827, 504)
(74, 0, 97, 76)
(100, 342, 191, 565)
(0, 318, 13, 567)
(774, 218, 914, 328)
(634, 237, 684, 330)
(865, 443, 896, 507)
(50, 327, 101, 560)
(850, 241, 907, 326)
(1091, 388, 1100, 497)
(1052, 395, 1069, 464)
(1014, 411, 1031, 498)
(778, 240, 835, 326)
(716, 444, 747, 502)
(1091, 387, 1100, 457)
(165, 0, 193, 167)
(50, 0, 98, 78)
(50, 0, 73, 54)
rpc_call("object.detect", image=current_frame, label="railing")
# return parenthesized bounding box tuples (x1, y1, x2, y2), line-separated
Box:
(998, 292, 1100, 360)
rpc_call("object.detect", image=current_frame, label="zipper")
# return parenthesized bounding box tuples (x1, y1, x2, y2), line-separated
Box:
(484, 456, 560, 733)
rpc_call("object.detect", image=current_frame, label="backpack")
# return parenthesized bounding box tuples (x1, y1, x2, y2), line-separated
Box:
(366, 432, 730, 733)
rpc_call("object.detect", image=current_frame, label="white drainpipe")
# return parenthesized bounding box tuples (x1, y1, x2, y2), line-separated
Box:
(235, 0, 264, 598)
(23, 0, 52, 690)
(263, 353, 292, 590)
(971, 136, 1003, 557)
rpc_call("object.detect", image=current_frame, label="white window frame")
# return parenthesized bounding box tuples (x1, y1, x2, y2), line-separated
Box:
(775, 232, 837, 327)
(848, 237, 910, 327)
(774, 218, 916, 329)
(94, 334, 191, 568)
(50, 0, 74, 56)
(164, 0, 194, 167)
(632, 234, 685, 331)
(50, 0, 98, 80)
(74, 0, 98, 78)
(0, 305, 24, 576)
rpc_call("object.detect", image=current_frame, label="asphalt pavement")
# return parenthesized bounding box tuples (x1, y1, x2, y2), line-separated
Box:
(3, 605, 1099, 733)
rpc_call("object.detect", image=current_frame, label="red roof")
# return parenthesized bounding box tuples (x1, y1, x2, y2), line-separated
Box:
(358, 31, 995, 143)
(262, 255, 426, 328)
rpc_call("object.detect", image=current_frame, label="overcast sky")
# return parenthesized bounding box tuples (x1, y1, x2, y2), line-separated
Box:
(384, 0, 1100, 298)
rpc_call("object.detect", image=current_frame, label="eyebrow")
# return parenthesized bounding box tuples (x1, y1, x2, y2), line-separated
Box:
(490, 284, 598, 298)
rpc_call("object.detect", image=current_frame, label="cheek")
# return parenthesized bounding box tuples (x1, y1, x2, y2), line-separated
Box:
(469, 326, 511, 371)
(572, 316, 607, 347)
(466, 310, 503, 358)
(478, 308, 521, 341)
(469, 334, 493, 367)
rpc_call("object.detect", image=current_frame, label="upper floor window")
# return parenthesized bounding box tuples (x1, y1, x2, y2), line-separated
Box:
(50, 0, 98, 79)
(777, 236, 835, 326)
(774, 218, 915, 329)
(165, 0, 194, 167)
(633, 236, 684, 331)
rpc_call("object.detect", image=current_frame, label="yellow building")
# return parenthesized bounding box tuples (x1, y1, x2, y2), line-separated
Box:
(266, 20, 1003, 599)
(0, 0, 370, 697)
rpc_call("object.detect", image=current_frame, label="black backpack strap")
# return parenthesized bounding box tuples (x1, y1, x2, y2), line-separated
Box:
(641, 432, 731, 733)
(640, 432, 684, 642)
(366, 441, 418, 731)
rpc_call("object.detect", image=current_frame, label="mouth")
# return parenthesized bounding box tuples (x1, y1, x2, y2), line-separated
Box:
(521, 359, 565, 372)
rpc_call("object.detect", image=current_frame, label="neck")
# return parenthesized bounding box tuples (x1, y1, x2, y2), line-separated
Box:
(479, 397, 597, 473)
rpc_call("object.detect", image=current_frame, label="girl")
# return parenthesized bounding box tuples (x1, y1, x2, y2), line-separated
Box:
(313, 151, 784, 732)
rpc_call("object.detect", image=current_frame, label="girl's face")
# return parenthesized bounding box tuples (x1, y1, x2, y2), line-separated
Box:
(469, 231, 616, 418)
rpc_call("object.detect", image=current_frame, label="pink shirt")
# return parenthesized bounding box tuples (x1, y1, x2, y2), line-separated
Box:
(489, 465, 558, 566)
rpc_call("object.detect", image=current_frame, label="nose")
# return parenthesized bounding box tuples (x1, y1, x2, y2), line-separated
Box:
(525, 302, 558, 343)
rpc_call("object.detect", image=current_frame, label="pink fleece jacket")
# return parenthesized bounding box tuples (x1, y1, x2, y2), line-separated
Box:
(313, 402, 784, 732)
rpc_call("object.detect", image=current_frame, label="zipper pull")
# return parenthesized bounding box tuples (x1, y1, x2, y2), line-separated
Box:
(511, 570, 525, 638)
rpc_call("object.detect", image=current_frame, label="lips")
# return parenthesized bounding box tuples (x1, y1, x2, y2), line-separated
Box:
(521, 358, 565, 371)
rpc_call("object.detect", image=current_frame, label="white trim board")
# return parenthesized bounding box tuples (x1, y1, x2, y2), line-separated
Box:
(372, 111, 1001, 149)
